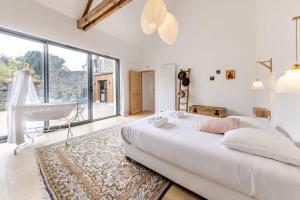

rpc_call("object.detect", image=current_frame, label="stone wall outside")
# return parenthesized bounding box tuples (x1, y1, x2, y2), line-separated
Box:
(0, 69, 88, 111)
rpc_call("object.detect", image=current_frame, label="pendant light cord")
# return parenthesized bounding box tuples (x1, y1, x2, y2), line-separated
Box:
(296, 18, 298, 63)
(256, 64, 259, 80)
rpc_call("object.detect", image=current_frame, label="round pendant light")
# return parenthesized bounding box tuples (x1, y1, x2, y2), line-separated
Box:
(276, 17, 300, 94)
(158, 12, 179, 45)
(276, 67, 300, 94)
(143, 0, 167, 29)
(141, 10, 156, 35)
(252, 79, 265, 90)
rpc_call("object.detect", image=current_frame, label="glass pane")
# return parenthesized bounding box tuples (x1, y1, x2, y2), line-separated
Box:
(92, 55, 116, 119)
(48, 45, 88, 126)
(0, 33, 44, 139)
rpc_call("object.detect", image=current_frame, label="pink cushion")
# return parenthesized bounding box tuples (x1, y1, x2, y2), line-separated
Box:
(199, 118, 240, 134)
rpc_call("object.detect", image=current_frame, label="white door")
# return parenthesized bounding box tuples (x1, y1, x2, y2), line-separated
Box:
(155, 64, 176, 113)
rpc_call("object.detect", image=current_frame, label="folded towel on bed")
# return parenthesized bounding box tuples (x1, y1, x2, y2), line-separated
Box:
(171, 111, 185, 119)
(148, 117, 168, 128)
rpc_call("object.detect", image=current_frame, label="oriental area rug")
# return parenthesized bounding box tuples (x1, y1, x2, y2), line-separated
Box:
(35, 127, 171, 200)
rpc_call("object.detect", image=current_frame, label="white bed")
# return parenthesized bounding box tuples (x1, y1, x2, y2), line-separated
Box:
(121, 112, 300, 200)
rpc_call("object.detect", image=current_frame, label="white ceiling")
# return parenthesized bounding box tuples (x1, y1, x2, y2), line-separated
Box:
(34, 0, 150, 48)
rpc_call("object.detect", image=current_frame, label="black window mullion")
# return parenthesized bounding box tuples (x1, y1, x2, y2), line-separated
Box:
(44, 42, 49, 129)
(44, 42, 49, 103)
(88, 54, 93, 121)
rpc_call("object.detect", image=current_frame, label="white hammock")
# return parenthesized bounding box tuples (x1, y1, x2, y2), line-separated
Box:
(7, 69, 76, 145)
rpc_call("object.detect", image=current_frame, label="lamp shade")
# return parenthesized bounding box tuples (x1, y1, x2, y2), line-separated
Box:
(276, 68, 300, 94)
(252, 79, 265, 90)
(141, 10, 156, 35)
(143, 0, 167, 29)
(158, 12, 179, 45)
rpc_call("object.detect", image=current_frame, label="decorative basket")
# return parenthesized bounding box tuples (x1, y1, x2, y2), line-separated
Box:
(189, 105, 227, 118)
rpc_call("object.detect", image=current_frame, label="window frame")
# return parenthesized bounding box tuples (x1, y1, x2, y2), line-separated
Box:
(0, 26, 121, 137)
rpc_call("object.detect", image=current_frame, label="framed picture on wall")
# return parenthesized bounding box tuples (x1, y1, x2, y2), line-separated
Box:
(226, 70, 236, 80)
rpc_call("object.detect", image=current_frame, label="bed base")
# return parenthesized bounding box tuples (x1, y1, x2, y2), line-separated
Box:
(124, 143, 255, 200)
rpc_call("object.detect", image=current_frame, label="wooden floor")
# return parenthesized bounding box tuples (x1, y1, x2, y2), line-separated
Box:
(0, 113, 203, 200)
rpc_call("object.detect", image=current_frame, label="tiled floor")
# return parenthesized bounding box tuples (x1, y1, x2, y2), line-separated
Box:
(0, 113, 201, 200)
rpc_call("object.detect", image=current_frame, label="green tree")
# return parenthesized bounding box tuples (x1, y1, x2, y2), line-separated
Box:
(0, 54, 9, 65)
(0, 61, 13, 84)
(49, 54, 65, 71)
(9, 57, 24, 71)
(23, 51, 43, 78)
(21, 51, 66, 78)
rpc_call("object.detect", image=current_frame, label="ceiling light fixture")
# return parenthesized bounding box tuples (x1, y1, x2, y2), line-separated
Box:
(143, 0, 167, 30)
(276, 16, 300, 94)
(141, 0, 179, 45)
(158, 12, 179, 45)
(141, 9, 156, 35)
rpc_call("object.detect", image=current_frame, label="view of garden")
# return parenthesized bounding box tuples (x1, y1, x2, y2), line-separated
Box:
(0, 49, 89, 137)
(0, 50, 89, 112)
(0, 52, 44, 111)
(0, 32, 116, 139)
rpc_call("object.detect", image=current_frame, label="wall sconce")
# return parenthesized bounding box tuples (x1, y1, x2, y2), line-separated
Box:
(276, 16, 300, 94)
(251, 58, 272, 90)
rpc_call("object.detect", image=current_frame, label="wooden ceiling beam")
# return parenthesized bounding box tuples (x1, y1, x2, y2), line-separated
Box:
(77, 0, 132, 31)
(82, 0, 94, 18)
(83, 0, 132, 31)
(78, 0, 117, 29)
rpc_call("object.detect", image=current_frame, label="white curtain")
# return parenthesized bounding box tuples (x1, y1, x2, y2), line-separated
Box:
(7, 70, 40, 144)
(155, 64, 176, 113)
(27, 75, 40, 104)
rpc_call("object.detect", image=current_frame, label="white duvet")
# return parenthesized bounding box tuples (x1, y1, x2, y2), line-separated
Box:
(121, 112, 300, 200)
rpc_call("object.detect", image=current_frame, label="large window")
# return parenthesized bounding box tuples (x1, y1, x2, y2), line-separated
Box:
(48, 45, 89, 126)
(92, 55, 117, 119)
(0, 28, 120, 141)
(0, 33, 44, 139)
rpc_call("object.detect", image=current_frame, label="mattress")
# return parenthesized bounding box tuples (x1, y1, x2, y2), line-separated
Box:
(121, 113, 300, 200)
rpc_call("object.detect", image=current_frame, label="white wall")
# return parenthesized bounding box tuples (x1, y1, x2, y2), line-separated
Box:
(142, 72, 155, 112)
(255, 0, 300, 140)
(142, 0, 257, 116)
(0, 0, 141, 63)
(0, 0, 142, 115)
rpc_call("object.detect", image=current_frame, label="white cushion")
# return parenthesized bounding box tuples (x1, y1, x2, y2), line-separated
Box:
(221, 128, 300, 167)
(227, 116, 273, 131)
(276, 127, 300, 149)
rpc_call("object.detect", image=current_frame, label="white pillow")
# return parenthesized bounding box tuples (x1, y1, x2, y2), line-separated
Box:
(221, 128, 300, 167)
(227, 116, 273, 131)
(276, 127, 300, 149)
